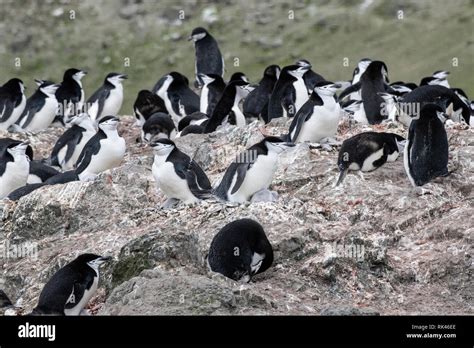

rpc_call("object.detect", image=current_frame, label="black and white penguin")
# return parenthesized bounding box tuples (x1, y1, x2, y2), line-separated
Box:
(55, 68, 87, 125)
(133, 89, 167, 127)
(288, 81, 342, 143)
(31, 254, 111, 315)
(141, 112, 176, 142)
(86, 73, 127, 122)
(189, 27, 224, 87)
(155, 72, 200, 123)
(198, 73, 225, 116)
(150, 139, 212, 206)
(208, 219, 274, 282)
(229, 72, 249, 83)
(0, 140, 30, 199)
(179, 124, 206, 137)
(295, 59, 326, 93)
(49, 113, 96, 171)
(28, 161, 60, 184)
(75, 116, 126, 181)
(404, 104, 449, 187)
(177, 111, 209, 132)
(267, 65, 310, 122)
(204, 80, 253, 133)
(400, 85, 470, 125)
(340, 61, 390, 124)
(0, 78, 26, 130)
(420, 70, 450, 88)
(243, 65, 280, 122)
(16, 80, 59, 131)
(336, 132, 405, 186)
(214, 136, 294, 203)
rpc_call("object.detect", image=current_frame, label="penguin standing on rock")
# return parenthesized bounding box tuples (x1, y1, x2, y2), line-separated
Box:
(198, 73, 225, 116)
(86, 73, 127, 122)
(189, 27, 224, 87)
(150, 139, 212, 208)
(55, 68, 87, 125)
(49, 113, 96, 171)
(16, 80, 59, 131)
(31, 254, 111, 315)
(267, 65, 310, 122)
(133, 90, 166, 127)
(0, 140, 30, 199)
(336, 132, 405, 186)
(404, 104, 449, 187)
(208, 219, 274, 283)
(243, 64, 280, 122)
(288, 81, 342, 143)
(0, 78, 26, 130)
(204, 80, 253, 133)
(75, 116, 126, 181)
(339, 61, 390, 124)
(214, 136, 294, 203)
(155, 72, 200, 123)
(141, 112, 176, 142)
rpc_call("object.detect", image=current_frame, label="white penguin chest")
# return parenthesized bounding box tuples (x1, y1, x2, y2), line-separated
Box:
(26, 96, 58, 131)
(6, 96, 27, 128)
(102, 85, 123, 117)
(200, 85, 210, 113)
(297, 101, 341, 142)
(86, 134, 126, 174)
(229, 152, 278, 202)
(0, 156, 29, 198)
(152, 157, 197, 203)
(293, 78, 309, 111)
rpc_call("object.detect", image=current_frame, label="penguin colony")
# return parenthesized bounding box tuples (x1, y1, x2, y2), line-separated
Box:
(0, 26, 473, 315)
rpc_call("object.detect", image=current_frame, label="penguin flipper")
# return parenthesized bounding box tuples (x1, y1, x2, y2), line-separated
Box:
(230, 163, 251, 195)
(338, 82, 361, 101)
(372, 144, 389, 169)
(75, 133, 103, 174)
(288, 102, 315, 142)
(282, 88, 296, 117)
(0, 97, 15, 123)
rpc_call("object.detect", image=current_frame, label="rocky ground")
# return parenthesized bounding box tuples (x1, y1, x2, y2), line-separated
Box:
(0, 116, 472, 315)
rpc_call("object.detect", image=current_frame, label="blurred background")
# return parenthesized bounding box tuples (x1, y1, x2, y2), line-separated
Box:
(0, 0, 472, 114)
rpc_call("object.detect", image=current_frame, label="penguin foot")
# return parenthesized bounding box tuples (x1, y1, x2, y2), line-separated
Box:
(79, 173, 97, 182)
(250, 189, 279, 203)
(161, 198, 180, 209)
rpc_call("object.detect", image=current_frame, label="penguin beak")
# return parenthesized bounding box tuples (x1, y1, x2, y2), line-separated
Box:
(187, 36, 193, 41)
(99, 256, 112, 262)
(332, 83, 342, 89)
(120, 74, 128, 80)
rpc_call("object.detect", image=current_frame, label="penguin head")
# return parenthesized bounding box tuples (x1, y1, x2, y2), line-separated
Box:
(264, 65, 280, 79)
(106, 72, 128, 86)
(189, 27, 208, 42)
(263, 136, 295, 154)
(342, 100, 363, 114)
(286, 65, 309, 78)
(168, 72, 189, 86)
(150, 138, 176, 156)
(295, 59, 312, 69)
(2, 78, 25, 94)
(357, 58, 372, 72)
(230, 72, 249, 83)
(432, 70, 449, 79)
(232, 80, 254, 99)
(419, 103, 446, 121)
(6, 141, 30, 160)
(75, 253, 112, 270)
(313, 81, 341, 96)
(67, 112, 94, 128)
(38, 81, 60, 96)
(378, 92, 399, 104)
(363, 61, 389, 83)
(427, 77, 447, 86)
(64, 68, 87, 82)
(98, 115, 119, 131)
(142, 112, 175, 142)
(197, 73, 216, 85)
